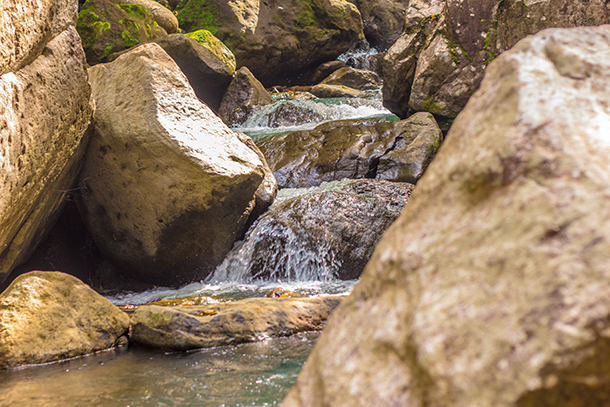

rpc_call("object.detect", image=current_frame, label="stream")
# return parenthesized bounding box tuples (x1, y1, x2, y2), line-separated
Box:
(0, 55, 390, 406)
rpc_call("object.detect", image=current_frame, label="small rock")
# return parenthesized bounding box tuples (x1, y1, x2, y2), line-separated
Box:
(219, 67, 274, 126)
(320, 67, 382, 90)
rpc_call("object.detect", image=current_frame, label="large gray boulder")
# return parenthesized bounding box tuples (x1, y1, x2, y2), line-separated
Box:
(383, 0, 610, 120)
(130, 296, 342, 351)
(283, 25, 610, 407)
(175, 0, 365, 85)
(0, 12, 93, 283)
(0, 271, 129, 369)
(257, 113, 443, 188)
(79, 43, 267, 285)
(153, 33, 235, 112)
(212, 179, 414, 282)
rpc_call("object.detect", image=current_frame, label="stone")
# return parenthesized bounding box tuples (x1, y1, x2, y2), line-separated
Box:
(212, 179, 414, 282)
(345, 0, 409, 49)
(185, 29, 237, 73)
(175, 0, 365, 85)
(130, 296, 342, 350)
(111, 0, 179, 34)
(0, 271, 129, 369)
(219, 67, 274, 126)
(283, 25, 610, 407)
(79, 43, 265, 285)
(320, 67, 382, 90)
(383, 0, 610, 120)
(0, 0, 77, 75)
(153, 33, 235, 111)
(265, 102, 323, 128)
(309, 60, 347, 85)
(76, 0, 167, 65)
(256, 113, 443, 188)
(0, 27, 94, 284)
(308, 84, 371, 99)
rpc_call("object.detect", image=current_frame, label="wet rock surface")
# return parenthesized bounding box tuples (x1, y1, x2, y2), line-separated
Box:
(320, 67, 382, 91)
(0, 271, 129, 369)
(283, 25, 610, 407)
(257, 112, 443, 188)
(130, 296, 342, 351)
(212, 179, 414, 282)
(79, 43, 266, 285)
(219, 67, 275, 126)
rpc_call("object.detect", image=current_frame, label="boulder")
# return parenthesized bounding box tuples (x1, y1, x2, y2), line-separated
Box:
(308, 84, 371, 98)
(79, 43, 266, 285)
(76, 0, 167, 65)
(283, 25, 610, 407)
(256, 113, 443, 188)
(309, 60, 347, 85)
(111, 0, 179, 34)
(153, 33, 234, 111)
(219, 67, 274, 126)
(0, 27, 94, 284)
(175, 0, 365, 85)
(383, 0, 610, 120)
(130, 296, 342, 351)
(0, 0, 77, 75)
(320, 67, 382, 90)
(185, 29, 237, 73)
(212, 179, 414, 282)
(265, 102, 323, 128)
(345, 0, 409, 49)
(0, 271, 129, 369)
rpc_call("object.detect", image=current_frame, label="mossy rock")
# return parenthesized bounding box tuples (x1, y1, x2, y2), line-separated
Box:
(175, 0, 221, 34)
(185, 29, 236, 74)
(77, 0, 167, 65)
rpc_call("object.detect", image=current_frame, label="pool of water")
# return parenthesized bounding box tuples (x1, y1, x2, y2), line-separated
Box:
(0, 331, 320, 407)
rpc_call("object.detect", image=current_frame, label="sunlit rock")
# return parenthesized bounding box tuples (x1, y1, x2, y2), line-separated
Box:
(0, 271, 129, 369)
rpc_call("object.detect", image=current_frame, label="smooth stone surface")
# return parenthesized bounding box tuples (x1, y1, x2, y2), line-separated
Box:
(153, 33, 234, 111)
(257, 113, 443, 188)
(130, 296, 342, 351)
(0, 27, 94, 283)
(212, 179, 414, 282)
(308, 83, 371, 99)
(79, 43, 265, 285)
(219, 67, 274, 126)
(283, 25, 610, 407)
(0, 271, 129, 369)
(320, 67, 381, 90)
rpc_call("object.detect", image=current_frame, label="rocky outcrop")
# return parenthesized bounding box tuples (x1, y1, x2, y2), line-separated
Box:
(0, 2, 94, 284)
(257, 112, 443, 188)
(111, 0, 179, 34)
(383, 0, 610, 120)
(320, 67, 382, 90)
(283, 25, 610, 407)
(153, 33, 235, 111)
(185, 29, 237, 72)
(346, 0, 409, 49)
(79, 43, 266, 285)
(212, 179, 414, 282)
(77, 0, 167, 65)
(130, 296, 342, 351)
(219, 67, 274, 126)
(0, 271, 129, 369)
(309, 60, 347, 85)
(175, 0, 364, 85)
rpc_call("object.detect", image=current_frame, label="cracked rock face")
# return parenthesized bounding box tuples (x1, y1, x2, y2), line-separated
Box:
(256, 112, 443, 189)
(282, 25, 610, 407)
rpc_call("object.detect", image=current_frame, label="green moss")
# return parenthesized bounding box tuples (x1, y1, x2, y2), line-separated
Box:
(429, 138, 441, 155)
(423, 98, 441, 115)
(175, 0, 221, 34)
(185, 29, 236, 73)
(483, 27, 498, 64)
(117, 4, 148, 21)
(77, 1, 112, 51)
(121, 30, 139, 47)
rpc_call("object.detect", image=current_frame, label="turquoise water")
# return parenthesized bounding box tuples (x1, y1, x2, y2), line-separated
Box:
(0, 331, 320, 407)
